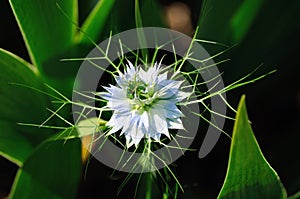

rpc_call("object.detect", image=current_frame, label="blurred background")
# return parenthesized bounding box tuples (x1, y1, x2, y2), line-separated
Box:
(0, 0, 299, 198)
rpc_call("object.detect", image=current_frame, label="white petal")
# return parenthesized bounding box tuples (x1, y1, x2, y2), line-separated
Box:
(149, 108, 170, 139)
(167, 118, 185, 129)
(175, 91, 191, 102)
(107, 113, 128, 128)
(127, 115, 145, 147)
(157, 79, 183, 91)
(101, 60, 190, 146)
(107, 99, 131, 112)
(125, 134, 135, 148)
(98, 92, 112, 101)
(138, 68, 151, 84)
(126, 61, 136, 78)
(157, 71, 168, 83)
(155, 100, 182, 118)
(156, 81, 183, 99)
(140, 111, 149, 132)
(115, 75, 128, 87)
(152, 132, 161, 141)
(120, 115, 132, 136)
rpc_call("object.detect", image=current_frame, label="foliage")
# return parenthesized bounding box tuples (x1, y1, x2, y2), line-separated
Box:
(0, 0, 299, 198)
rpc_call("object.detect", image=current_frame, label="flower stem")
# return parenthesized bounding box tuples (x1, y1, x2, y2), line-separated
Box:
(145, 172, 152, 199)
(145, 138, 153, 199)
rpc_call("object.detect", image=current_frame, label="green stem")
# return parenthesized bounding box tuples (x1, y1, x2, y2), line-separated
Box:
(163, 193, 168, 199)
(145, 139, 152, 199)
(145, 172, 152, 199)
(163, 185, 169, 199)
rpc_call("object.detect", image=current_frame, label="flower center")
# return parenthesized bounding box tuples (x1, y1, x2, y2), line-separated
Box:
(127, 80, 156, 111)
(127, 80, 147, 100)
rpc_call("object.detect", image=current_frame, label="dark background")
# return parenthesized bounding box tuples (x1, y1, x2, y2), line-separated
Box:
(0, 0, 299, 198)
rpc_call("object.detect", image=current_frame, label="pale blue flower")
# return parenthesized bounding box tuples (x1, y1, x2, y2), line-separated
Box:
(100, 61, 190, 148)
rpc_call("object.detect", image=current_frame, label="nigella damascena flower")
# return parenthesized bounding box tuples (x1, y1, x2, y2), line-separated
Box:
(99, 61, 190, 148)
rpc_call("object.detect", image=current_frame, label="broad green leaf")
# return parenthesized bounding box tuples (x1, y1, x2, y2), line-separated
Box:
(0, 48, 50, 165)
(225, 0, 300, 71)
(140, 0, 165, 28)
(135, 0, 143, 28)
(9, 0, 78, 71)
(0, 121, 34, 167)
(218, 95, 287, 199)
(230, 0, 263, 42)
(78, 0, 99, 25)
(288, 191, 300, 199)
(197, 0, 264, 44)
(196, 0, 300, 94)
(135, 0, 165, 60)
(9, 137, 82, 199)
(42, 43, 91, 98)
(0, 49, 47, 122)
(135, 0, 147, 60)
(77, 0, 116, 43)
(198, 0, 241, 43)
(108, 0, 164, 35)
(109, 0, 135, 33)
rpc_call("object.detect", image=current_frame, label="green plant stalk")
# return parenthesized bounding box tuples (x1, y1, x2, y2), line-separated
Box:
(145, 172, 152, 199)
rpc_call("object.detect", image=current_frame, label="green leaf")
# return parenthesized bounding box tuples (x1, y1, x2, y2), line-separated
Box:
(134, 0, 165, 60)
(135, 0, 143, 28)
(9, 0, 78, 71)
(230, 0, 263, 42)
(135, 0, 148, 60)
(218, 95, 287, 199)
(0, 49, 49, 165)
(77, 0, 116, 43)
(140, 0, 165, 28)
(288, 190, 300, 199)
(0, 121, 34, 167)
(109, 0, 135, 33)
(108, 0, 164, 35)
(9, 137, 82, 199)
(197, 0, 264, 44)
(42, 43, 92, 98)
(0, 49, 47, 122)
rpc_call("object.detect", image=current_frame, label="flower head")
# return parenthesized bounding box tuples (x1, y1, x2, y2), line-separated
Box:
(100, 61, 190, 148)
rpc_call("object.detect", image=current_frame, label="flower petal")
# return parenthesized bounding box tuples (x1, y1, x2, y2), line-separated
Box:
(167, 117, 185, 130)
(100, 61, 190, 147)
(149, 107, 170, 139)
